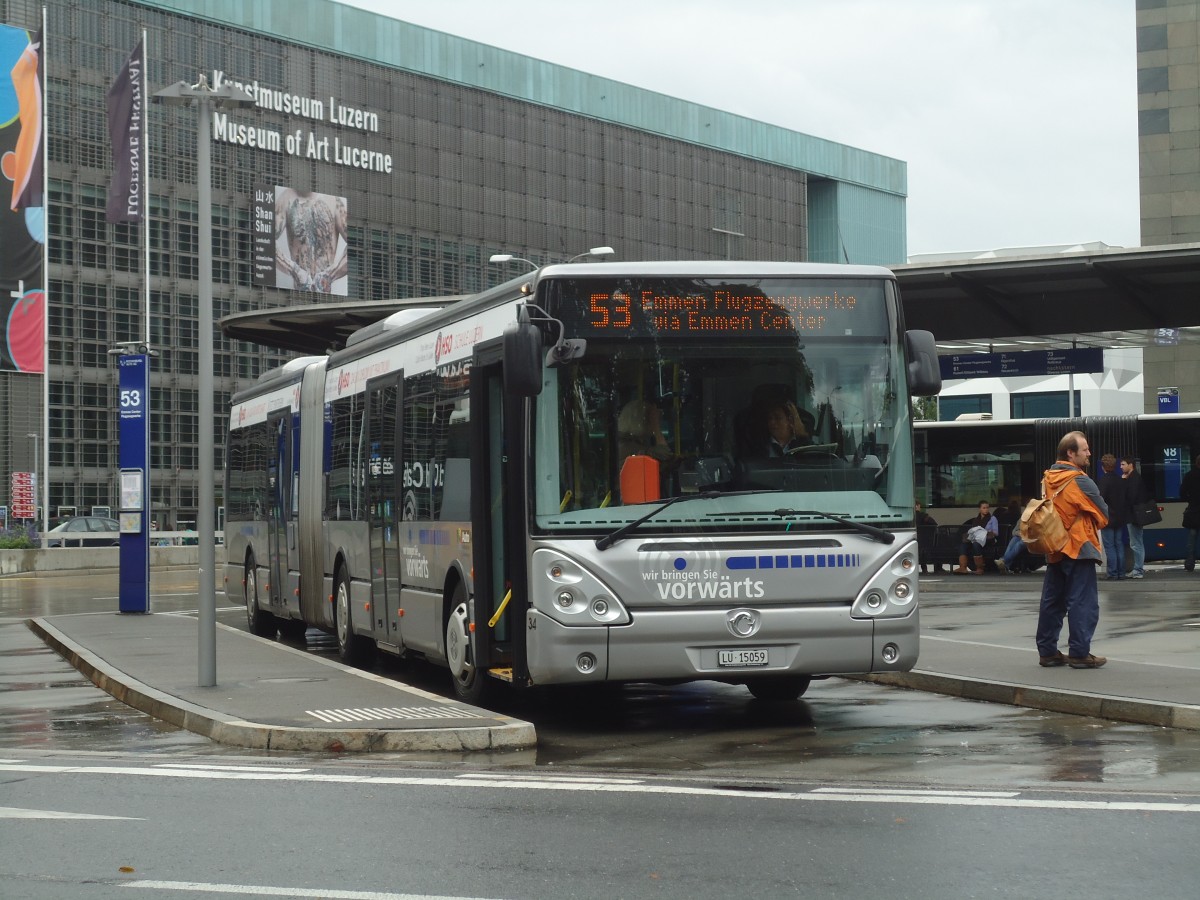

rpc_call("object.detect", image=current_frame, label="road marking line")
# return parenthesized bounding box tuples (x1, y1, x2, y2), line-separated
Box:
(458, 773, 643, 784)
(122, 882, 499, 899)
(0, 806, 140, 820)
(153, 763, 312, 773)
(307, 706, 484, 723)
(921, 635, 1200, 669)
(2, 762, 1197, 813)
(813, 787, 1018, 797)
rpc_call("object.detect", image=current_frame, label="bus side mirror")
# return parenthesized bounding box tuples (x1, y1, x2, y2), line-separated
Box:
(503, 321, 544, 397)
(905, 329, 941, 397)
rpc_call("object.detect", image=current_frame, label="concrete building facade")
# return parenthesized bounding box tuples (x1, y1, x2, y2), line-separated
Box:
(1138, 0, 1200, 413)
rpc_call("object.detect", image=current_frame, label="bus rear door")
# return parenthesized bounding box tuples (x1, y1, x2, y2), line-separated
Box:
(365, 374, 404, 649)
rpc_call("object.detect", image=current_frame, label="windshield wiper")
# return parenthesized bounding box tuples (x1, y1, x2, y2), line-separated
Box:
(718, 507, 896, 544)
(595, 489, 782, 551)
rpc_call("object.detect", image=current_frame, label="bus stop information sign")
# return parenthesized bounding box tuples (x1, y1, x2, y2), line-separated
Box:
(118, 354, 150, 613)
(939, 347, 1104, 380)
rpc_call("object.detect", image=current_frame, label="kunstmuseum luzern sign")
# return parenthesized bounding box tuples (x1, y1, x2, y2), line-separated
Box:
(207, 71, 392, 173)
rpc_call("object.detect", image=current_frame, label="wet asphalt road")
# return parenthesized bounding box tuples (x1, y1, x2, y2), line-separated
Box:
(3, 567, 1199, 793)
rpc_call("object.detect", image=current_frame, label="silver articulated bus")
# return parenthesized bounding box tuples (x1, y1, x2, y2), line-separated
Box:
(225, 262, 941, 703)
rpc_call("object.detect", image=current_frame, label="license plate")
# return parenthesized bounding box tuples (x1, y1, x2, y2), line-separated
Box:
(717, 648, 769, 667)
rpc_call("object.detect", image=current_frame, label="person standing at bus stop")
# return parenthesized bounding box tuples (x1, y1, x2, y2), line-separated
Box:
(1098, 456, 1127, 580)
(1036, 431, 1109, 669)
(1182, 454, 1200, 573)
(1120, 455, 1152, 580)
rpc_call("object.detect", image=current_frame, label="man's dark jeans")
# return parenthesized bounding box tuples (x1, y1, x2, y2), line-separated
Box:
(1036, 556, 1100, 659)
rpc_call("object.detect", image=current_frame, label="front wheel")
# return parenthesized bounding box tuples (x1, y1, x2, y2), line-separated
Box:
(445, 584, 490, 705)
(244, 558, 277, 638)
(747, 675, 812, 702)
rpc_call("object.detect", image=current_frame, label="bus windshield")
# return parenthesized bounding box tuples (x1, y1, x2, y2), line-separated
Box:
(532, 276, 914, 534)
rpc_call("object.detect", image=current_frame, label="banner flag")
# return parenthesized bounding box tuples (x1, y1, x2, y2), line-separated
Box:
(106, 38, 144, 223)
(9, 26, 43, 210)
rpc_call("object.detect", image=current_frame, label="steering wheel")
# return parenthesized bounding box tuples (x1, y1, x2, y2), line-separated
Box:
(784, 442, 839, 457)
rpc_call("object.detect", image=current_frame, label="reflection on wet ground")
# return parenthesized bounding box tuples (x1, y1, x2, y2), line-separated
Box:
(2, 568, 1199, 793)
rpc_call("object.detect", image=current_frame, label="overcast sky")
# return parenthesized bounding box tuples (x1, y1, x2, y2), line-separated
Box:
(338, 0, 1140, 258)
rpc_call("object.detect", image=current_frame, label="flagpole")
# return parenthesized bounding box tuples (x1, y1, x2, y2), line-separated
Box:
(39, 3, 49, 542)
(142, 29, 151, 544)
(142, 29, 150, 349)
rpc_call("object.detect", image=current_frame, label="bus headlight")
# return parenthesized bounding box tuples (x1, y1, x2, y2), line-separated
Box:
(533, 549, 631, 626)
(851, 540, 920, 619)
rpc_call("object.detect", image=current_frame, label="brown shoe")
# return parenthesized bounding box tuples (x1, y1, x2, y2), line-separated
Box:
(1067, 654, 1107, 669)
(1039, 652, 1067, 667)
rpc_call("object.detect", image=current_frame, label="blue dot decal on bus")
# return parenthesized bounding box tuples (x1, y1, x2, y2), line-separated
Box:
(726, 553, 861, 570)
(674, 557, 687, 571)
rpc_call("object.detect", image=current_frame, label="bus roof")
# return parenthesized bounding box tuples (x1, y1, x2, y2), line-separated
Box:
(534, 260, 897, 281)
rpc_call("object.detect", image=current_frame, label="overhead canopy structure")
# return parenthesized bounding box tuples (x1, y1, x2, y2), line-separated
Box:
(219, 244, 1200, 355)
(221, 296, 468, 354)
(894, 243, 1200, 343)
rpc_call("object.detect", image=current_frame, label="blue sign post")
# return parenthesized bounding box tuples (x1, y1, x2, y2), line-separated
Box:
(118, 354, 150, 613)
(939, 347, 1105, 380)
(1157, 387, 1180, 414)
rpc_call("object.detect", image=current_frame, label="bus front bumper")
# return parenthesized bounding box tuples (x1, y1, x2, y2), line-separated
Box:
(524, 605, 918, 686)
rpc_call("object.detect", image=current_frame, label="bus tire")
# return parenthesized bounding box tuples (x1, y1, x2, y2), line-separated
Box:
(334, 567, 372, 666)
(445, 582, 490, 705)
(244, 556, 277, 638)
(747, 676, 811, 702)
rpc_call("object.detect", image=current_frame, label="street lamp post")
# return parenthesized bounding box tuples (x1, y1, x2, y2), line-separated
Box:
(489, 246, 616, 270)
(711, 227, 744, 260)
(154, 75, 254, 687)
(565, 246, 614, 263)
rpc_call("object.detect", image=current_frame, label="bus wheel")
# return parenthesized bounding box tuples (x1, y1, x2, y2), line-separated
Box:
(445, 584, 489, 705)
(747, 676, 811, 702)
(334, 568, 372, 666)
(244, 557, 276, 638)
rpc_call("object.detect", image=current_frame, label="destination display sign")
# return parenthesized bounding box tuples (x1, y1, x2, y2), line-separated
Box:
(547, 278, 889, 339)
(939, 347, 1104, 380)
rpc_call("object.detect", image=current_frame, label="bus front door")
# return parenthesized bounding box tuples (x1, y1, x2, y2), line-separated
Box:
(366, 375, 403, 649)
(470, 354, 529, 686)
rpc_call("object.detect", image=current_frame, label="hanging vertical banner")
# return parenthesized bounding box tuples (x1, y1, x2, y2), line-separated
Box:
(1, 284, 44, 372)
(8, 25, 42, 210)
(106, 38, 145, 223)
(118, 354, 150, 613)
(1, 25, 46, 373)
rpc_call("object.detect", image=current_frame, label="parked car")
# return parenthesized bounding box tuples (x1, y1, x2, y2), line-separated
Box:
(45, 516, 121, 548)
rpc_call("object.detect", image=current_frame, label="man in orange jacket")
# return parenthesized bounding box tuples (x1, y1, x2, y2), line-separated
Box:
(1036, 431, 1110, 669)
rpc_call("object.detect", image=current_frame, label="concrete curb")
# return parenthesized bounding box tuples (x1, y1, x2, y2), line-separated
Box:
(28, 617, 537, 753)
(856, 670, 1200, 731)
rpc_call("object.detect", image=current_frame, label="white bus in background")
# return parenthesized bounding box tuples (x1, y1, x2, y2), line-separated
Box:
(915, 413, 1200, 561)
(226, 262, 941, 703)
